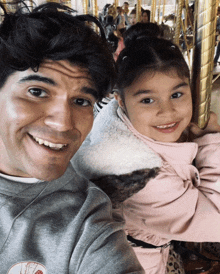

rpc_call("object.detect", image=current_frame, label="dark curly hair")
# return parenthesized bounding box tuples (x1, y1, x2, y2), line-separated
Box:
(0, 1, 116, 101)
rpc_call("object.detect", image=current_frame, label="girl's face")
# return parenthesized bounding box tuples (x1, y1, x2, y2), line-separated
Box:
(117, 70, 193, 142)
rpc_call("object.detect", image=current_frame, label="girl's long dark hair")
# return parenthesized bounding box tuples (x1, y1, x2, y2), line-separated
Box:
(116, 32, 190, 98)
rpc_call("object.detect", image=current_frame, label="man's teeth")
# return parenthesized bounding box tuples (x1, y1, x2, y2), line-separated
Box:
(33, 136, 67, 149)
(156, 123, 176, 129)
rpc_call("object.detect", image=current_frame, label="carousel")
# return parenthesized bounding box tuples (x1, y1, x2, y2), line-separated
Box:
(1, 0, 220, 273)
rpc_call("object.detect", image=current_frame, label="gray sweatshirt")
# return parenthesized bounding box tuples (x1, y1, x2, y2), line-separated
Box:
(0, 164, 143, 273)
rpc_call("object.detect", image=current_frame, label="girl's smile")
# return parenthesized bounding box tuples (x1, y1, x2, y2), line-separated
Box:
(154, 121, 180, 133)
(116, 70, 193, 142)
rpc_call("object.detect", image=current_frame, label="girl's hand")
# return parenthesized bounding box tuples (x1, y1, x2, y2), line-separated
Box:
(189, 112, 220, 139)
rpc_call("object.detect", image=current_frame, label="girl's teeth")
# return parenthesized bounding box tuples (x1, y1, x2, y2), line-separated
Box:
(156, 123, 176, 129)
(38, 139, 44, 145)
(33, 136, 66, 149)
(44, 141, 49, 146)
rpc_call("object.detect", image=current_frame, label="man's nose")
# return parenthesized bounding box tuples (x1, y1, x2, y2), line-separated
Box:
(44, 101, 73, 132)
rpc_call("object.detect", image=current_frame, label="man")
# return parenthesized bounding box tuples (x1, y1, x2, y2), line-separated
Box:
(122, 1, 130, 26)
(123, 1, 129, 14)
(0, 2, 143, 273)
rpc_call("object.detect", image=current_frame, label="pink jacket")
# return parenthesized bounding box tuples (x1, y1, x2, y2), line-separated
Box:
(72, 99, 220, 274)
(119, 108, 220, 273)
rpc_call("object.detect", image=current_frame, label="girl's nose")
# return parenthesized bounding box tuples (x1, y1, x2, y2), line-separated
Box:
(157, 101, 175, 116)
(44, 101, 73, 132)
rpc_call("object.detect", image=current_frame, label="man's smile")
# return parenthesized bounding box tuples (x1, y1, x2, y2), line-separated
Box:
(29, 133, 68, 151)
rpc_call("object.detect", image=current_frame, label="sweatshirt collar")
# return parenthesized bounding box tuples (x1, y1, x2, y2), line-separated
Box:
(0, 164, 76, 198)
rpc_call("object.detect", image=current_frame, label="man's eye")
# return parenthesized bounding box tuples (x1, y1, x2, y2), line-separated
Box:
(141, 98, 154, 104)
(171, 92, 182, 99)
(74, 98, 91, 106)
(28, 88, 48, 98)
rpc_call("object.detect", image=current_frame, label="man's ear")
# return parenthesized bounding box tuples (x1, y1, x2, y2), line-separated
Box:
(114, 93, 125, 111)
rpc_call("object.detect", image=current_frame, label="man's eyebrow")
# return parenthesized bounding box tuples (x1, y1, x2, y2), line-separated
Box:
(18, 75, 57, 85)
(18, 75, 98, 99)
(82, 87, 98, 100)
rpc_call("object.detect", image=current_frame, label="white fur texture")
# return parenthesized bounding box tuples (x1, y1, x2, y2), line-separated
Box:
(71, 99, 162, 179)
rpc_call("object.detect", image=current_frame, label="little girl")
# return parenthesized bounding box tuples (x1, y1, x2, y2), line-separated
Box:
(71, 36, 220, 273)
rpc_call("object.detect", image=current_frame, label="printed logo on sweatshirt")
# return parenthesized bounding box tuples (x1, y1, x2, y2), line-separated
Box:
(7, 261, 46, 274)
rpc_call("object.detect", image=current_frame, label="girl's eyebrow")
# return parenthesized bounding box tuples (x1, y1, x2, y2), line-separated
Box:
(133, 89, 152, 96)
(133, 82, 189, 97)
(172, 82, 189, 90)
(18, 75, 56, 85)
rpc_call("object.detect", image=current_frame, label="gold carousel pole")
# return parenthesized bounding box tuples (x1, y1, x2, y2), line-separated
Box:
(83, 0, 88, 14)
(92, 0, 98, 32)
(150, 0, 156, 23)
(184, 0, 189, 27)
(92, 0, 98, 17)
(157, 0, 161, 24)
(115, 0, 118, 9)
(174, 0, 184, 46)
(136, 0, 141, 23)
(191, 0, 217, 128)
(161, 0, 166, 23)
(173, 0, 178, 29)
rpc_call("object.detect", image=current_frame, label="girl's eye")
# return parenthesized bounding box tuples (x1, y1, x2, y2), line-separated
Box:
(28, 88, 48, 98)
(73, 98, 91, 106)
(141, 98, 154, 104)
(171, 92, 182, 99)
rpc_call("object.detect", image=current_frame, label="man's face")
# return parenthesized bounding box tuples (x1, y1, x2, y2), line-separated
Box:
(130, 14, 137, 25)
(0, 60, 97, 181)
(123, 3, 129, 14)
